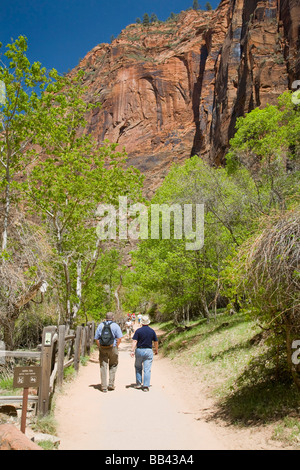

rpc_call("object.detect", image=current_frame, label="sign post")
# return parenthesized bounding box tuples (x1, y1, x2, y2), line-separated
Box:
(13, 366, 41, 434)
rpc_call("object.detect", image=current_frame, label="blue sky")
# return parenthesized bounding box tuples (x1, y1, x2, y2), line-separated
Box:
(0, 0, 220, 75)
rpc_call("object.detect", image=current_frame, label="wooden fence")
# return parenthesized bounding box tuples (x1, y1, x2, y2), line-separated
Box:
(0, 321, 95, 416)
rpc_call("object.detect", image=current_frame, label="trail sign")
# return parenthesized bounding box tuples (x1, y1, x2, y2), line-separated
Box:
(13, 366, 41, 389)
(13, 366, 41, 434)
(44, 331, 52, 346)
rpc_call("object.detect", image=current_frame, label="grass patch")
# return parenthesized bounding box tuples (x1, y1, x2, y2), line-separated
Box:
(273, 417, 300, 447)
(38, 440, 58, 450)
(159, 312, 261, 388)
(31, 413, 59, 449)
(32, 414, 57, 435)
(80, 355, 90, 366)
(0, 371, 22, 395)
(63, 364, 76, 382)
(0, 375, 14, 391)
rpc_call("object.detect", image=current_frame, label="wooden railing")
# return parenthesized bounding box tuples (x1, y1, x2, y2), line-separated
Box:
(0, 321, 95, 416)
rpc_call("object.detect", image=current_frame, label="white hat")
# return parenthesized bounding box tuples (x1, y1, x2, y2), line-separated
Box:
(141, 315, 150, 325)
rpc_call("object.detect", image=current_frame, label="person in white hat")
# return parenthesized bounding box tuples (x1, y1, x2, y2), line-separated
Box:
(130, 315, 158, 391)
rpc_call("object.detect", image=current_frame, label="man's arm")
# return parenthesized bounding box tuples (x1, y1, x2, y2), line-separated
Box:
(94, 325, 102, 349)
(130, 339, 137, 357)
(153, 341, 158, 355)
(115, 323, 123, 348)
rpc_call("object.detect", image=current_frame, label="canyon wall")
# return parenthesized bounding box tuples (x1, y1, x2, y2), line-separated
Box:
(75, 0, 300, 195)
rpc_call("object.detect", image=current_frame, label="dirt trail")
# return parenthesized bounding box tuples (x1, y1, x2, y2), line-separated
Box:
(54, 331, 283, 451)
(54, 337, 227, 450)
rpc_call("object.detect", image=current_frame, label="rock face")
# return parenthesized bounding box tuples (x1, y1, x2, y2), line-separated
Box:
(0, 424, 42, 450)
(76, 0, 300, 195)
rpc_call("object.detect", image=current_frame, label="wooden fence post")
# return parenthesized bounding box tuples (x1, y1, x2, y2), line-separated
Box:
(38, 326, 57, 416)
(36, 322, 96, 415)
(73, 326, 82, 372)
(91, 321, 95, 347)
(57, 325, 66, 388)
(81, 326, 87, 357)
(87, 321, 95, 353)
(86, 322, 91, 355)
(67, 329, 74, 359)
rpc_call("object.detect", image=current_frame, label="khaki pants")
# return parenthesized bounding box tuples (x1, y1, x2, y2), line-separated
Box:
(99, 346, 119, 390)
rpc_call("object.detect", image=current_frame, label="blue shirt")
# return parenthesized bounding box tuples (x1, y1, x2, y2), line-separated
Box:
(132, 325, 158, 349)
(94, 321, 123, 347)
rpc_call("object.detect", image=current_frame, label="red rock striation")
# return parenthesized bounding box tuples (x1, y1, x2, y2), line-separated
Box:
(75, 0, 300, 195)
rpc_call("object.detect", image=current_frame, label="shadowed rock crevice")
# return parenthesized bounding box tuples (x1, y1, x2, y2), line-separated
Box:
(191, 44, 209, 157)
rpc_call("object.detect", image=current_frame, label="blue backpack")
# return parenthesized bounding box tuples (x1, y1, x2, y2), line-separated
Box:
(100, 321, 114, 346)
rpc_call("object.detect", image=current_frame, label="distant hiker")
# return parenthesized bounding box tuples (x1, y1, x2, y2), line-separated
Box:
(95, 312, 123, 393)
(125, 318, 133, 338)
(130, 315, 158, 392)
(137, 313, 142, 325)
(131, 313, 136, 324)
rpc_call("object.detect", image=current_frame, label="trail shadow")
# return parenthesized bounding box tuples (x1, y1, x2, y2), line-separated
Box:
(125, 383, 145, 390)
(205, 351, 299, 426)
(89, 384, 102, 392)
(126, 383, 139, 389)
(159, 317, 244, 348)
(208, 338, 255, 361)
(89, 358, 99, 364)
(210, 379, 299, 426)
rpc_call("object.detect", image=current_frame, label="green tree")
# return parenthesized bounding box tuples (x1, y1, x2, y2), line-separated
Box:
(224, 90, 300, 388)
(0, 36, 55, 252)
(27, 73, 144, 325)
(124, 156, 261, 321)
(142, 13, 150, 26)
(205, 2, 213, 10)
(226, 91, 300, 210)
(233, 209, 300, 390)
(193, 0, 199, 10)
(167, 12, 177, 21)
(0, 37, 144, 339)
(150, 13, 158, 23)
(0, 37, 56, 348)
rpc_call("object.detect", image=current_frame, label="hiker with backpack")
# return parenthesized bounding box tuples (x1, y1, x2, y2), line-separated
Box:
(94, 312, 123, 393)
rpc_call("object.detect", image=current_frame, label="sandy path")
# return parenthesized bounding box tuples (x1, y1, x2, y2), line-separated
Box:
(54, 336, 227, 450)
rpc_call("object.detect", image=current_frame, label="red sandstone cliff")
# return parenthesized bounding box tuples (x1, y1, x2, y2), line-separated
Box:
(75, 0, 300, 195)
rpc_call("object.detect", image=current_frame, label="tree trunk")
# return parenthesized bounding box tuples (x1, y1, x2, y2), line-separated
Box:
(114, 275, 122, 314)
(14, 280, 45, 309)
(1, 308, 18, 351)
(200, 296, 210, 321)
(2, 137, 11, 252)
(63, 259, 72, 325)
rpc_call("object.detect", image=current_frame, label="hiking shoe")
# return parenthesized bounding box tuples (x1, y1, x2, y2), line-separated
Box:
(142, 386, 149, 392)
(108, 385, 115, 391)
(134, 383, 142, 389)
(101, 387, 107, 393)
